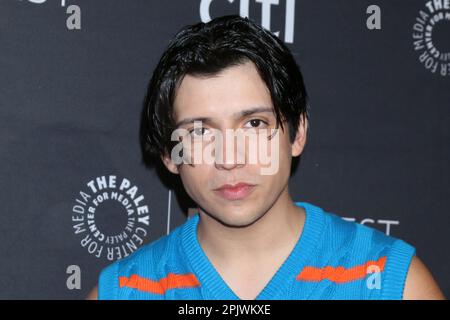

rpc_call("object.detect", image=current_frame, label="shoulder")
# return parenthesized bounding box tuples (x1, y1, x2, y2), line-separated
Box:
(403, 256, 445, 299)
(97, 222, 186, 299)
(311, 204, 418, 299)
(320, 207, 405, 257)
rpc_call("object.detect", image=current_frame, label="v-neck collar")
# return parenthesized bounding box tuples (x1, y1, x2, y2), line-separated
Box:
(180, 201, 325, 300)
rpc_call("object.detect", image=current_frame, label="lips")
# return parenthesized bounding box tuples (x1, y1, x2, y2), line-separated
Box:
(214, 182, 256, 201)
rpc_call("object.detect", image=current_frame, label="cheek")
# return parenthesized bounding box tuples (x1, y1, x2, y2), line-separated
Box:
(178, 165, 211, 199)
(256, 132, 292, 173)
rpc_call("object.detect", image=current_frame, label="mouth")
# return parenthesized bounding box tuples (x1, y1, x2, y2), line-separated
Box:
(213, 182, 256, 201)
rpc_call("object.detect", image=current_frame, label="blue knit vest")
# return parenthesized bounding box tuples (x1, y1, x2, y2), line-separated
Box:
(98, 202, 415, 300)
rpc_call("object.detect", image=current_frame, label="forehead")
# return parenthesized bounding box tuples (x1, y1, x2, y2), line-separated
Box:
(172, 61, 274, 122)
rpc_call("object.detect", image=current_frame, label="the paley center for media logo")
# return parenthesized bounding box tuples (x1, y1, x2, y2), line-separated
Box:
(71, 175, 150, 261)
(412, 0, 450, 76)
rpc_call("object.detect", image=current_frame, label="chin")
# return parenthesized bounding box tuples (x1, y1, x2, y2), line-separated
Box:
(212, 210, 263, 229)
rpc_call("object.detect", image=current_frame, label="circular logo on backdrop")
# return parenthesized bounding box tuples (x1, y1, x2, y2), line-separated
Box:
(71, 175, 150, 261)
(412, 1, 450, 76)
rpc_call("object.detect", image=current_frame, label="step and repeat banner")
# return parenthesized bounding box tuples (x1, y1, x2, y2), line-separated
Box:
(0, 0, 448, 299)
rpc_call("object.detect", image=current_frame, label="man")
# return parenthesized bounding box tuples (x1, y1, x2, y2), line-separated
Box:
(88, 15, 444, 300)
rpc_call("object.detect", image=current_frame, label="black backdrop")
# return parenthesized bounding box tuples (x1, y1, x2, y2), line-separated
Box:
(0, 0, 448, 299)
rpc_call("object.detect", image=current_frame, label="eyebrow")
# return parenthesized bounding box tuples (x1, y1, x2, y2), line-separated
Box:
(174, 106, 274, 128)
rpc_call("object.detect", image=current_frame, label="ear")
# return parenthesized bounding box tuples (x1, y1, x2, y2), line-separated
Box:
(161, 153, 180, 175)
(291, 114, 308, 157)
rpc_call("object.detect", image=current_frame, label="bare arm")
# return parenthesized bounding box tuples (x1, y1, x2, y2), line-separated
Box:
(86, 285, 98, 300)
(403, 256, 445, 300)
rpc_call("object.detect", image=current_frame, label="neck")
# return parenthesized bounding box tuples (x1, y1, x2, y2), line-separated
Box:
(197, 187, 305, 261)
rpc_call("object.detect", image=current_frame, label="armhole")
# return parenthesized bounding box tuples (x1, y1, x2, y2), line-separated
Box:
(98, 262, 120, 300)
(381, 239, 416, 300)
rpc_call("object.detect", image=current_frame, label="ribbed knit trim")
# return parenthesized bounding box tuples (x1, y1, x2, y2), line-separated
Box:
(180, 201, 325, 300)
(99, 262, 119, 300)
(380, 239, 416, 300)
(180, 214, 238, 299)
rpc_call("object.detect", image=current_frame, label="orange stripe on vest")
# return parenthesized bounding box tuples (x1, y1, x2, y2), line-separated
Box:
(119, 273, 200, 294)
(296, 256, 387, 283)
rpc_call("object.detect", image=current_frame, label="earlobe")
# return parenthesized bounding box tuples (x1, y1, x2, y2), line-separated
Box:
(161, 154, 180, 175)
(291, 115, 308, 157)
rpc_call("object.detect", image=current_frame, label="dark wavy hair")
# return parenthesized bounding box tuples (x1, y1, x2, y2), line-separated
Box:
(140, 14, 310, 164)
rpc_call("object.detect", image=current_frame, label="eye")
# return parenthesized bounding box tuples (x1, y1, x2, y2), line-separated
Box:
(188, 126, 209, 137)
(244, 119, 269, 129)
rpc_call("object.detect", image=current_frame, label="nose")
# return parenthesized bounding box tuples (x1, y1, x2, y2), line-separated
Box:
(214, 130, 246, 170)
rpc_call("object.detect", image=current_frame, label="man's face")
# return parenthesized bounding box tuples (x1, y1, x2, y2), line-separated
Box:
(163, 60, 306, 227)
